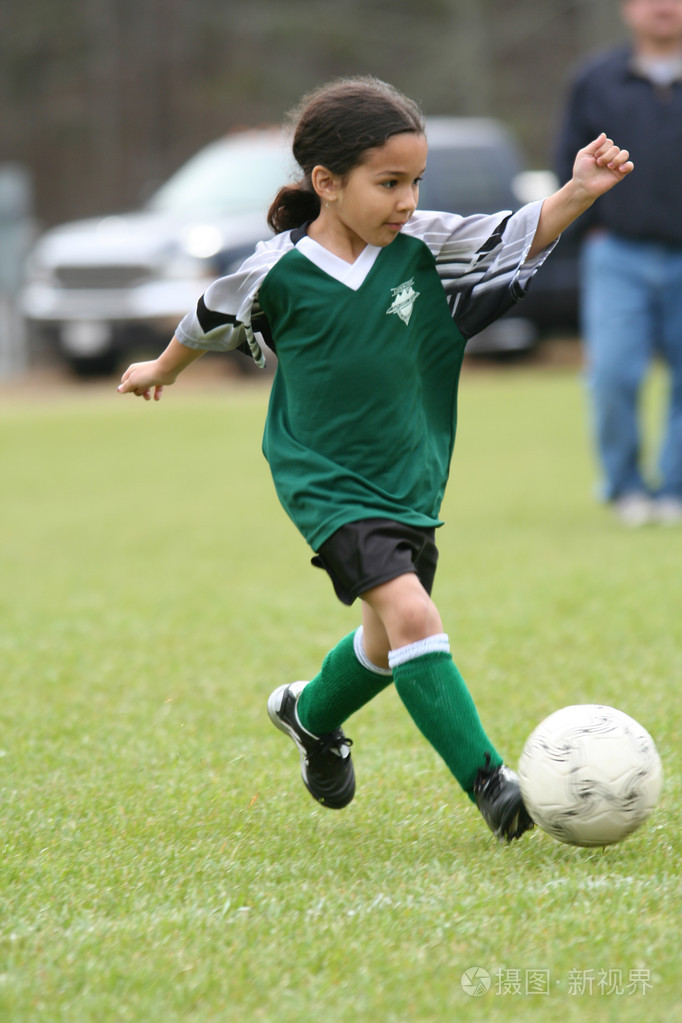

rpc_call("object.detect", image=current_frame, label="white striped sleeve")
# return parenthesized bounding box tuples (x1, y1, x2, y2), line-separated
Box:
(175, 232, 294, 353)
(404, 202, 556, 339)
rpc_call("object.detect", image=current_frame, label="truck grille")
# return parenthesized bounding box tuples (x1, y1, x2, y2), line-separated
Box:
(54, 265, 152, 289)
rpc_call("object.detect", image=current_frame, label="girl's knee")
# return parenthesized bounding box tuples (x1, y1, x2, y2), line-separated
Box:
(363, 574, 443, 648)
(398, 595, 442, 645)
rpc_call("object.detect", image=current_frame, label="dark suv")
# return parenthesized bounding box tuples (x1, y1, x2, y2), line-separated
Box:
(22, 119, 574, 375)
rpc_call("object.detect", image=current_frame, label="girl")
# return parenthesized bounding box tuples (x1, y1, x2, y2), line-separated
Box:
(119, 77, 632, 841)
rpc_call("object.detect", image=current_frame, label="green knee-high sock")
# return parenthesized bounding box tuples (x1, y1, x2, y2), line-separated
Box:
(296, 630, 392, 735)
(390, 642, 503, 798)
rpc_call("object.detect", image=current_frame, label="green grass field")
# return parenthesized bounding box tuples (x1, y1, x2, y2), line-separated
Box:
(1, 359, 680, 1022)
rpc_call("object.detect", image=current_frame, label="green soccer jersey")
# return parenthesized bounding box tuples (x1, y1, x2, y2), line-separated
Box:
(259, 233, 464, 548)
(175, 204, 551, 548)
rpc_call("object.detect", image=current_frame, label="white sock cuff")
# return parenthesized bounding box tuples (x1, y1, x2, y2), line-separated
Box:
(353, 627, 393, 677)
(388, 633, 450, 670)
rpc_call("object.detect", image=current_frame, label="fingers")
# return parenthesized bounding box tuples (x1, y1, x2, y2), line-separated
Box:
(117, 378, 144, 396)
(596, 143, 632, 171)
(593, 135, 618, 163)
(614, 155, 634, 176)
(117, 381, 148, 398)
(583, 132, 608, 156)
(117, 377, 154, 399)
(595, 135, 633, 168)
(117, 362, 164, 400)
(117, 365, 136, 394)
(584, 134, 634, 177)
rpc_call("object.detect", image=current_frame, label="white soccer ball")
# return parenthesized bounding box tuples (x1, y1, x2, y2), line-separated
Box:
(518, 704, 663, 847)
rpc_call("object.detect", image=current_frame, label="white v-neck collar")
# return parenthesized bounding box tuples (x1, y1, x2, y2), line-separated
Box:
(296, 235, 381, 291)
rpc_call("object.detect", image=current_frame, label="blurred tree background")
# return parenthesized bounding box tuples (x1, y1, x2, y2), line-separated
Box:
(1, 0, 624, 228)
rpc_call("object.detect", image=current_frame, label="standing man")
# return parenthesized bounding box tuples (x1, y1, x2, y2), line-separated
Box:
(556, 0, 682, 526)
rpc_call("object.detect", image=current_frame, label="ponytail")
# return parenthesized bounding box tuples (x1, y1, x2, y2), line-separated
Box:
(268, 183, 320, 234)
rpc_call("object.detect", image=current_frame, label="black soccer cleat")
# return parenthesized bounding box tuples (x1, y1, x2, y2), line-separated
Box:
(267, 680, 355, 810)
(473, 755, 534, 842)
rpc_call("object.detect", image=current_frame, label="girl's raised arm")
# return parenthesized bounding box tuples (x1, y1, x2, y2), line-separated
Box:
(527, 133, 633, 260)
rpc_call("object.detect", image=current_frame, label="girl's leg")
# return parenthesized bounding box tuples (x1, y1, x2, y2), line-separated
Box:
(359, 600, 391, 670)
(296, 573, 441, 738)
(267, 622, 393, 811)
(295, 626, 392, 735)
(362, 574, 502, 797)
(364, 573, 532, 840)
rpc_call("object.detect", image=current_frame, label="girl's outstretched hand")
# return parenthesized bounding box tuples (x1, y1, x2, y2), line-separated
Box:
(572, 133, 634, 200)
(117, 337, 205, 400)
(118, 360, 171, 401)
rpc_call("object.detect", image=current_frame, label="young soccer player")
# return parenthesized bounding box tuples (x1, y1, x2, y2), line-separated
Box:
(118, 77, 632, 841)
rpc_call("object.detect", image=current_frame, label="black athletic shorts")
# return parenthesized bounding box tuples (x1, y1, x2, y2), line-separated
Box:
(311, 518, 439, 606)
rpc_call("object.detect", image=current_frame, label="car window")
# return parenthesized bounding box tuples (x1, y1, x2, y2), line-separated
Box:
(419, 144, 520, 215)
(147, 127, 522, 222)
(148, 135, 293, 217)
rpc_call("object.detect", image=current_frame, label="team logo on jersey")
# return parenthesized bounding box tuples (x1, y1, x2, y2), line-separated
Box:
(386, 278, 420, 326)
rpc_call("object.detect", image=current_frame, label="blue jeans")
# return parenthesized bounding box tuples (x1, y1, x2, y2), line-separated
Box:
(581, 233, 682, 501)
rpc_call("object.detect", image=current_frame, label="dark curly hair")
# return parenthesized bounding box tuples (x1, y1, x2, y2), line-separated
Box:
(268, 76, 425, 234)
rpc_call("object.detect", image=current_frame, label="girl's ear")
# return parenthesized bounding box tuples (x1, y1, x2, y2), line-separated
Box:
(311, 165, 341, 205)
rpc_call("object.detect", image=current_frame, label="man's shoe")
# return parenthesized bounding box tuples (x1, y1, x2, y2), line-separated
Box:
(267, 681, 355, 809)
(613, 493, 655, 528)
(654, 497, 682, 525)
(473, 756, 534, 842)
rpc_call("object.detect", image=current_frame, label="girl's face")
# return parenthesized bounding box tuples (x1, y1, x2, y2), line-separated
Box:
(319, 132, 428, 257)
